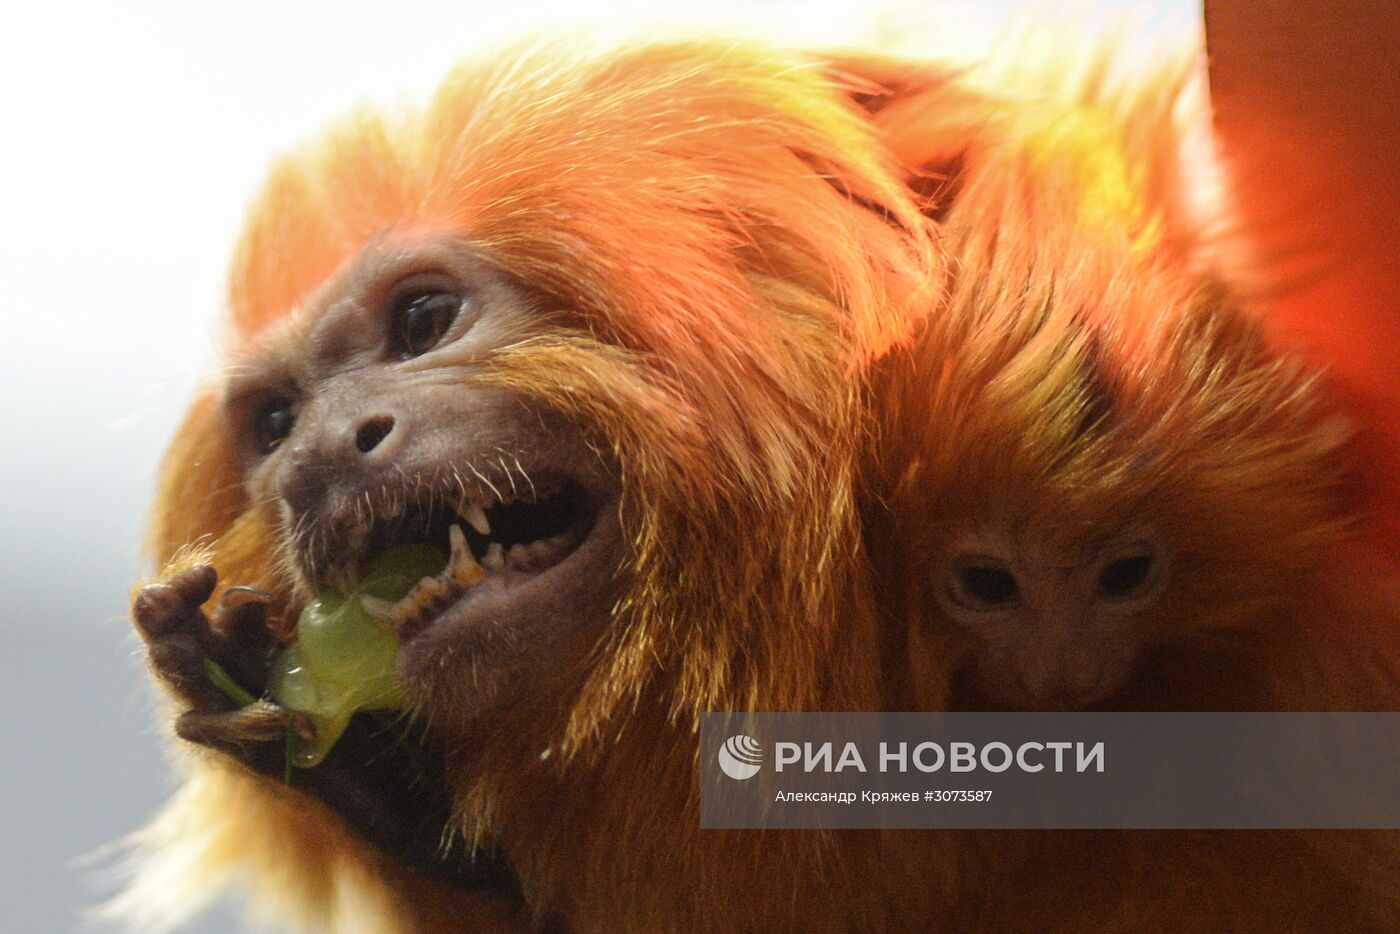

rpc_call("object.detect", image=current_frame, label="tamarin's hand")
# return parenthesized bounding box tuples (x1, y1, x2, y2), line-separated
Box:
(132, 565, 517, 893)
(133, 565, 283, 744)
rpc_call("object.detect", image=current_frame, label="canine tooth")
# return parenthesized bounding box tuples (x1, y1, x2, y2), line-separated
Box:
(448, 524, 469, 566)
(445, 524, 485, 582)
(358, 594, 398, 623)
(451, 556, 485, 589)
(458, 501, 490, 535)
(483, 542, 505, 570)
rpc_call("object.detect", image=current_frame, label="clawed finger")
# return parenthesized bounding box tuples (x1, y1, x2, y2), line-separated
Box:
(154, 642, 240, 712)
(169, 565, 218, 607)
(220, 585, 274, 612)
(133, 586, 195, 643)
(133, 564, 283, 711)
(212, 585, 279, 666)
(131, 565, 216, 643)
(175, 701, 290, 750)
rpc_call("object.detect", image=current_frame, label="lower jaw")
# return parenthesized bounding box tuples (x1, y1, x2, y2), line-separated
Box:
(392, 497, 624, 706)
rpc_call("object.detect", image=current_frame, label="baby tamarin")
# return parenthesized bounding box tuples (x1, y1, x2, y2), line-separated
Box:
(880, 223, 1365, 714)
(861, 27, 1396, 717)
(875, 175, 1356, 713)
(860, 41, 1400, 930)
(121, 36, 948, 933)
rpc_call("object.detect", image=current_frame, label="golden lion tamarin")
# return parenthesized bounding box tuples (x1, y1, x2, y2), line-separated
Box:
(865, 76, 1355, 712)
(120, 24, 1400, 934)
(120, 36, 956, 932)
(859, 36, 1400, 931)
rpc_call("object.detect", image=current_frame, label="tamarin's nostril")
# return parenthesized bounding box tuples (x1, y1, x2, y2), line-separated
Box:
(355, 416, 396, 453)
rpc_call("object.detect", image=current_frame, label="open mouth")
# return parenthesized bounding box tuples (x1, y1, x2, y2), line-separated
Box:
(314, 473, 604, 641)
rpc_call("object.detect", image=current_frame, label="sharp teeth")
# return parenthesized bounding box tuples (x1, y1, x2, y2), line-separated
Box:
(482, 542, 505, 570)
(507, 543, 531, 567)
(445, 524, 485, 585)
(451, 553, 485, 589)
(448, 524, 470, 566)
(458, 501, 490, 535)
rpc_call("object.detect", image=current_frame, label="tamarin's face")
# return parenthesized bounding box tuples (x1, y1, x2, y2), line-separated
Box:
(223, 235, 623, 719)
(188, 38, 938, 757)
(889, 284, 1351, 713)
(935, 520, 1166, 709)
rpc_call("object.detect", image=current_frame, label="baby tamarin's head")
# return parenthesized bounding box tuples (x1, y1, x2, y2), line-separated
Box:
(881, 265, 1353, 711)
(872, 106, 1354, 712)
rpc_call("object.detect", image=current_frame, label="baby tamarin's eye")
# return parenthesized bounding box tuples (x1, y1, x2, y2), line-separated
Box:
(253, 396, 295, 455)
(392, 290, 463, 358)
(1095, 549, 1155, 601)
(950, 559, 1020, 610)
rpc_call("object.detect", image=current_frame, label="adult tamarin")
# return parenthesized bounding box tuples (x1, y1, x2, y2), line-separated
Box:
(120, 37, 948, 933)
(860, 37, 1400, 931)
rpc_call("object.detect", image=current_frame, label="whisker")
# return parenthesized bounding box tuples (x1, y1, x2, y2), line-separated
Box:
(467, 463, 504, 504)
(511, 452, 537, 500)
(498, 455, 519, 498)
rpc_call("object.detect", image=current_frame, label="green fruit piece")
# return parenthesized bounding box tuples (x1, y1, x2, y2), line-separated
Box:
(269, 544, 447, 767)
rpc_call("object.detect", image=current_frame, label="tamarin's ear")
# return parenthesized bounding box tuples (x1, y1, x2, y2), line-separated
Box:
(822, 53, 972, 221)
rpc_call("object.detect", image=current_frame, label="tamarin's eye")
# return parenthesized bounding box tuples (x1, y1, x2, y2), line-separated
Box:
(253, 397, 295, 455)
(1097, 550, 1154, 600)
(392, 291, 462, 358)
(950, 560, 1020, 610)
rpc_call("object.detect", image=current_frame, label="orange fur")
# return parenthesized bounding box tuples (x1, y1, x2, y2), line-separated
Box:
(862, 32, 1400, 932)
(1205, 0, 1400, 561)
(120, 26, 1400, 934)
(124, 36, 945, 932)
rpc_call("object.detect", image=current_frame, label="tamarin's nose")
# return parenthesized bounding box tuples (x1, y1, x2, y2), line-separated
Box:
(354, 415, 396, 454)
(275, 410, 403, 514)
